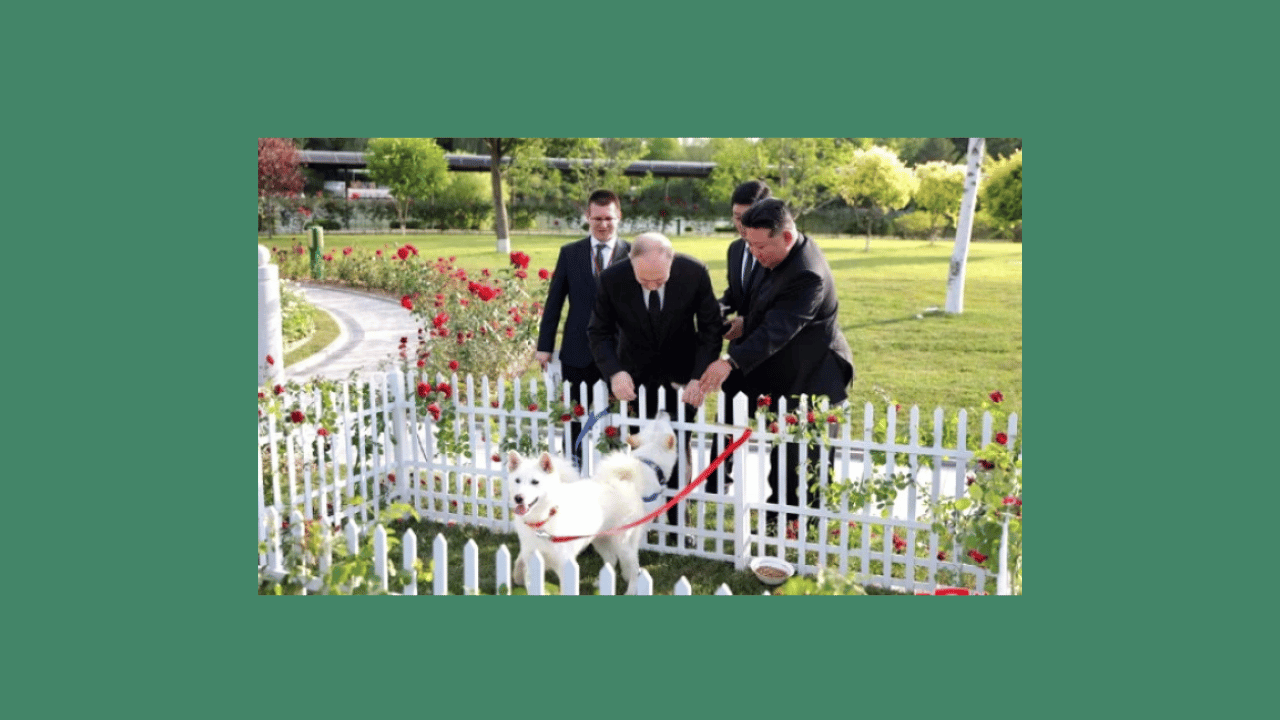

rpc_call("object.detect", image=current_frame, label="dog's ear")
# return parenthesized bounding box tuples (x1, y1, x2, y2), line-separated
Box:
(507, 450, 522, 473)
(626, 433, 643, 449)
(663, 433, 676, 451)
(539, 452, 556, 474)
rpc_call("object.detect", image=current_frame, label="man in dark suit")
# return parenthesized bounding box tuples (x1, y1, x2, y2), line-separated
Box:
(589, 232, 724, 538)
(711, 180, 772, 493)
(536, 190, 630, 468)
(699, 198, 855, 529)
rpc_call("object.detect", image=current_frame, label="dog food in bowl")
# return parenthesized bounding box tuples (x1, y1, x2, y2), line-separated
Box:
(749, 557, 795, 586)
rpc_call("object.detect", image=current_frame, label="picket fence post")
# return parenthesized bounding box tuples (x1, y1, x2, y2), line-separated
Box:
(433, 534, 448, 596)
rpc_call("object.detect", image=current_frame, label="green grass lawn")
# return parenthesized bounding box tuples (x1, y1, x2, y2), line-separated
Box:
(259, 231, 1021, 419)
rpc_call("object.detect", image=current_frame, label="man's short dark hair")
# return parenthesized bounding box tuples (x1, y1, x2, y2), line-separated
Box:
(588, 189, 621, 209)
(738, 198, 795, 234)
(731, 180, 771, 206)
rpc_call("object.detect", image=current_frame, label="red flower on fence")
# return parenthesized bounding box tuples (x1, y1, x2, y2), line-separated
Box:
(351, 192, 360, 199)
(806, 411, 816, 423)
(604, 426, 619, 438)
(786, 521, 799, 540)
(290, 410, 305, 423)
(757, 396, 772, 408)
(316, 428, 329, 436)
(417, 382, 433, 398)
(968, 549, 988, 564)
(990, 391, 1003, 403)
(509, 251, 530, 270)
(273, 384, 284, 395)
(785, 414, 798, 425)
(448, 360, 459, 371)
(892, 533, 906, 551)
(978, 459, 995, 470)
(427, 403, 442, 421)
(827, 414, 839, 424)
(436, 383, 452, 399)
(401, 295, 414, 310)
(769, 422, 779, 433)
(937, 551, 947, 561)
(265, 354, 274, 365)
(995, 432, 1008, 445)
(560, 413, 572, 422)
(573, 404, 586, 417)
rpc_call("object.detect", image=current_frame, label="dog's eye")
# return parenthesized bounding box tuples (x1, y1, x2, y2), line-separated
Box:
(530, 479, 539, 486)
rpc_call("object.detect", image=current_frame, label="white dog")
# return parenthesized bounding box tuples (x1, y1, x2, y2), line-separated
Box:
(507, 415, 678, 594)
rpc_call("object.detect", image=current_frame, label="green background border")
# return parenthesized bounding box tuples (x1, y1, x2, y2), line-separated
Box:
(34, 5, 1062, 715)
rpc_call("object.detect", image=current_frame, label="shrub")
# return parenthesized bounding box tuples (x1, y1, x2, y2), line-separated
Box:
(892, 211, 938, 240)
(279, 280, 315, 344)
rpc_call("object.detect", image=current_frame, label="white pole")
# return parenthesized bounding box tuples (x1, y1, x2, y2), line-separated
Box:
(945, 138, 985, 314)
(258, 245, 284, 386)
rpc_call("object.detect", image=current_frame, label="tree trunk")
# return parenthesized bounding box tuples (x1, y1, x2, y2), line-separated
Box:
(864, 205, 874, 252)
(488, 139, 510, 252)
(945, 138, 985, 314)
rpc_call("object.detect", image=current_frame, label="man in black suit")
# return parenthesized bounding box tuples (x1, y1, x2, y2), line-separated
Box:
(589, 232, 724, 536)
(710, 180, 772, 493)
(699, 198, 854, 529)
(536, 190, 631, 468)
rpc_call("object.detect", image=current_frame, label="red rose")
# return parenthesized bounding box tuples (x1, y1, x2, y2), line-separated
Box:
(295, 246, 305, 254)
(995, 432, 1008, 445)
(427, 403, 442, 421)
(343, 247, 353, 256)
(401, 295, 414, 310)
(397, 247, 410, 260)
(786, 521, 798, 540)
(757, 396, 772, 408)
(388, 473, 395, 483)
(436, 383, 452, 399)
(416, 360, 425, 368)
(1003, 496, 1018, 505)
(968, 549, 988, 564)
(572, 404, 586, 417)
(375, 249, 382, 257)
(417, 382, 432, 398)
(515, 269, 527, 279)
(265, 354, 274, 365)
(978, 459, 995, 470)
(258, 392, 265, 399)
(538, 268, 550, 280)
(806, 411, 815, 423)
(351, 192, 360, 199)
(490, 400, 500, 408)
(527, 403, 539, 412)
(322, 253, 333, 262)
(448, 360, 459, 371)
(273, 384, 284, 395)
(289, 410, 305, 423)
(892, 534, 906, 551)
(769, 422, 780, 433)
(604, 426, 619, 438)
(990, 391, 1003, 403)
(785, 414, 798, 425)
(937, 551, 947, 561)
(509, 251, 531, 269)
(317, 428, 329, 436)
(560, 414, 572, 422)
(827, 414, 839, 424)
(966, 474, 976, 486)
(491, 453, 501, 462)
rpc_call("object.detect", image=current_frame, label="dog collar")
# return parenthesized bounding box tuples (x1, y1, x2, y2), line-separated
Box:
(525, 506, 557, 529)
(639, 458, 666, 502)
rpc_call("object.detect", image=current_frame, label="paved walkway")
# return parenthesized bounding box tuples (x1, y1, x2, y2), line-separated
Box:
(285, 283, 421, 381)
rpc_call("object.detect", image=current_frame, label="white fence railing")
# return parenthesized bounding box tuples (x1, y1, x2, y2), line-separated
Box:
(258, 370, 1020, 595)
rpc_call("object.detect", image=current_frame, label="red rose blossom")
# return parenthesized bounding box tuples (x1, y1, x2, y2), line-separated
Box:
(995, 432, 1008, 445)
(892, 533, 906, 551)
(509, 251, 531, 269)
(290, 410, 305, 423)
(397, 247, 410, 260)
(990, 391, 1003, 403)
(968, 549, 988, 564)
(343, 246, 353, 255)
(427, 403, 442, 421)
(538, 268, 550, 280)
(785, 414, 798, 425)
(572, 404, 585, 417)
(436, 383, 452, 399)
(769, 422, 779, 433)
(604, 426, 619, 438)
(560, 413, 572, 422)
(978, 459, 995, 470)
(937, 551, 947, 561)
(448, 360, 459, 371)
(316, 427, 329, 436)
(417, 382, 432, 398)
(273, 384, 284, 395)
(401, 295, 414, 310)
(757, 396, 772, 408)
(528, 403, 539, 412)
(265, 354, 274, 365)
(827, 414, 839, 424)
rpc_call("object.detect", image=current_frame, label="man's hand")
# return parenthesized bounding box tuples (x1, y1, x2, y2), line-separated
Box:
(723, 316, 744, 341)
(699, 359, 732, 394)
(535, 351, 551, 370)
(681, 382, 706, 408)
(611, 371, 637, 401)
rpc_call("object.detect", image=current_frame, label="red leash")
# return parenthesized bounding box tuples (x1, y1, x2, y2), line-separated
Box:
(546, 427, 752, 543)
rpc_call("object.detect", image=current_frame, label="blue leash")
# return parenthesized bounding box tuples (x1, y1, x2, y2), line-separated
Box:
(570, 408, 611, 473)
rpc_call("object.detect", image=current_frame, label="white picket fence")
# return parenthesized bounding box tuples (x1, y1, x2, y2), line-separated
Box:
(258, 370, 1020, 595)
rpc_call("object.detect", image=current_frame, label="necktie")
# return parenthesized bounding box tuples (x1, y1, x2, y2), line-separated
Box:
(594, 244, 606, 276)
(648, 289, 661, 319)
(742, 253, 755, 287)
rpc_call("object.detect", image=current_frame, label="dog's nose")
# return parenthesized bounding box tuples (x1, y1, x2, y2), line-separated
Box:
(513, 494, 523, 504)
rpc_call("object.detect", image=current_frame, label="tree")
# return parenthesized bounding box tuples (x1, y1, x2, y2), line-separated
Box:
(482, 138, 541, 251)
(643, 137, 684, 161)
(836, 145, 918, 251)
(364, 138, 448, 235)
(981, 148, 1022, 228)
(708, 138, 851, 224)
(945, 138, 986, 314)
(913, 161, 966, 243)
(258, 138, 303, 238)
